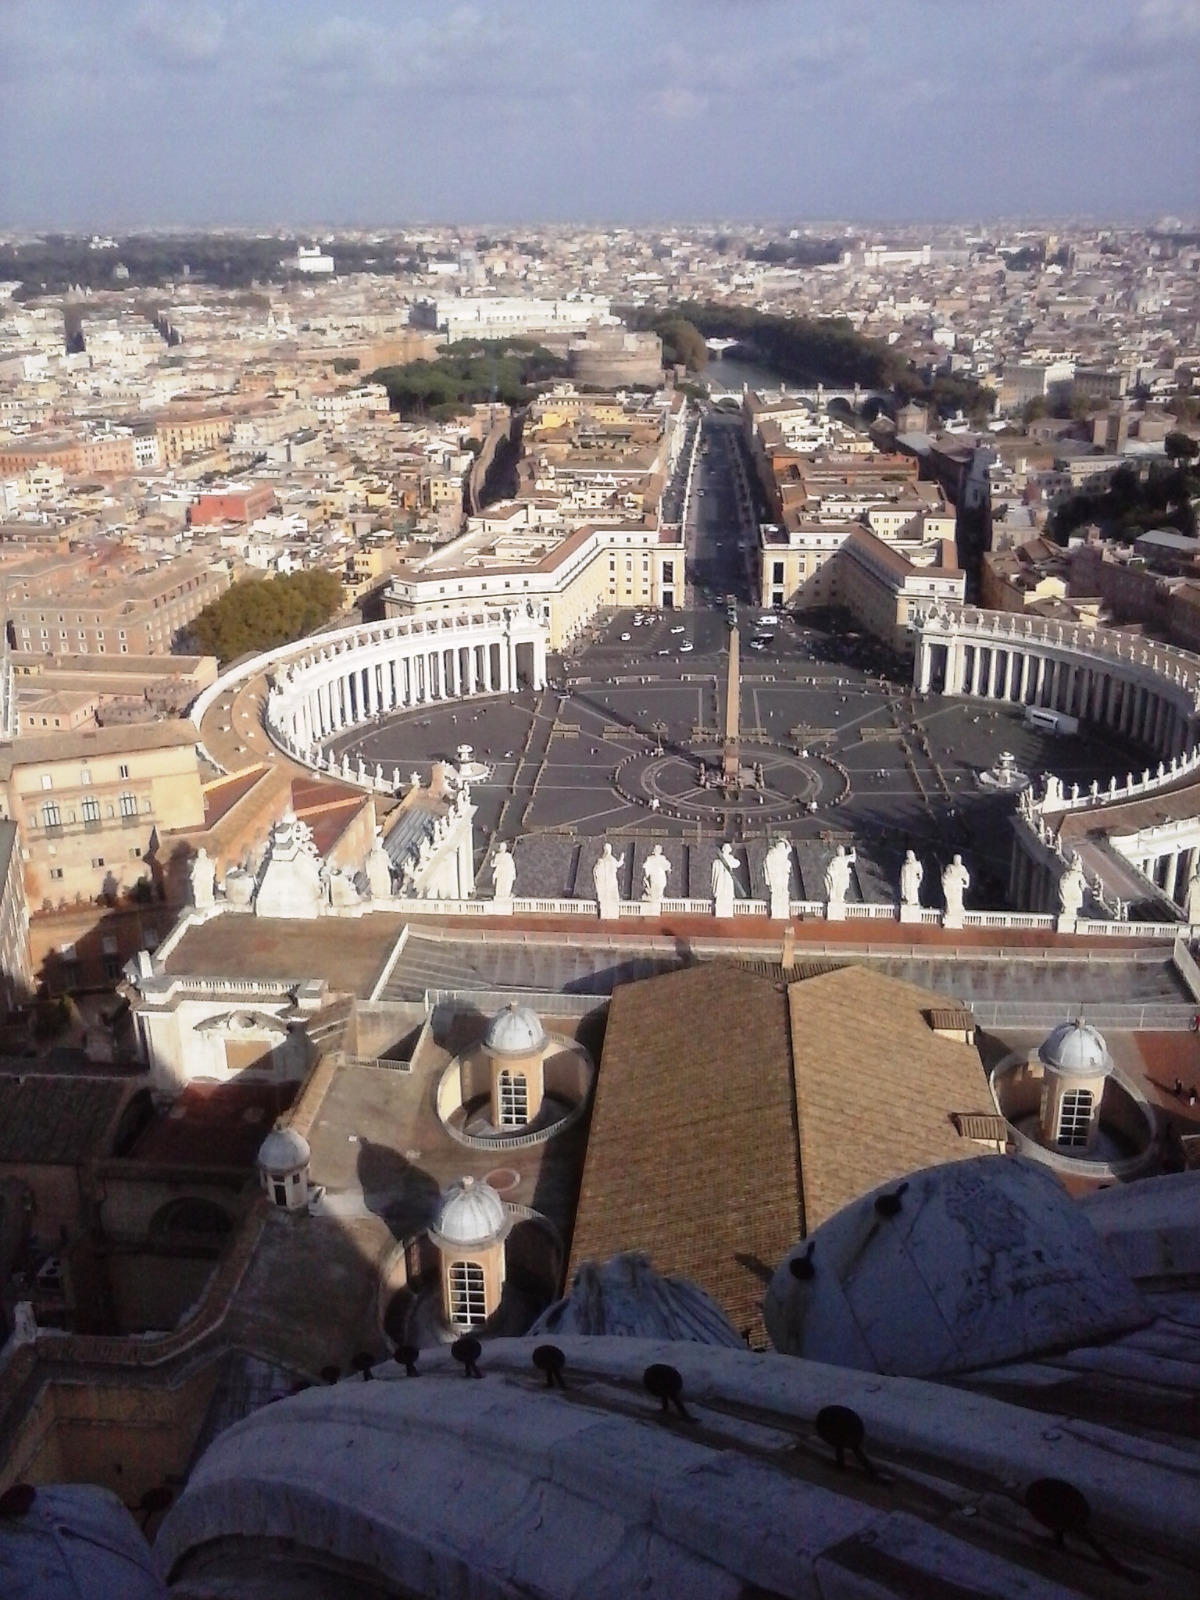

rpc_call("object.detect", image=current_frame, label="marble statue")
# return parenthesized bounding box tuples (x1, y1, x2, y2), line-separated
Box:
(1043, 773, 1064, 808)
(641, 845, 671, 906)
(593, 843, 625, 920)
(1187, 858, 1200, 926)
(189, 846, 216, 910)
(325, 867, 361, 908)
(941, 854, 970, 925)
(900, 849, 924, 907)
(1057, 852, 1086, 924)
(491, 842, 517, 901)
(364, 825, 393, 900)
(711, 843, 740, 918)
(823, 844, 855, 908)
(763, 836, 792, 921)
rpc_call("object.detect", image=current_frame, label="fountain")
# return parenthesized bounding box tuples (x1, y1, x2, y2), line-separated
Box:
(978, 750, 1031, 793)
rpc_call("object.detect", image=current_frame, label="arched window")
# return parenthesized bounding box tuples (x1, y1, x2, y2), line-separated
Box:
(1056, 1088, 1093, 1148)
(498, 1070, 529, 1127)
(448, 1260, 486, 1327)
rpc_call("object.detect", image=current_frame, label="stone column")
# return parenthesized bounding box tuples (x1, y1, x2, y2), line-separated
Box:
(451, 648, 461, 698)
(1167, 849, 1184, 904)
(916, 637, 933, 694)
(970, 646, 983, 697)
(989, 649, 1002, 699)
(482, 644, 494, 693)
(1019, 652, 1032, 704)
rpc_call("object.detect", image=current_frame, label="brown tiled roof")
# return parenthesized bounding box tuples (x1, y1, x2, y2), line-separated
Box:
(163, 915, 408, 997)
(568, 963, 801, 1344)
(787, 967, 994, 1230)
(0, 1075, 127, 1164)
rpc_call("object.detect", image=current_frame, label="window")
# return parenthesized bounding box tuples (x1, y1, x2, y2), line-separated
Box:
(91, 856, 105, 869)
(50, 867, 64, 881)
(773, 561, 785, 585)
(662, 561, 674, 583)
(1056, 1089, 1093, 1148)
(498, 1070, 529, 1127)
(81, 795, 100, 824)
(119, 792, 138, 818)
(41, 801, 61, 829)
(448, 1260, 487, 1327)
(41, 774, 53, 791)
(80, 769, 91, 785)
(119, 764, 130, 779)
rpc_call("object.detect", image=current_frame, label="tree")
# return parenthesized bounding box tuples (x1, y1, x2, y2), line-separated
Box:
(1164, 429, 1200, 465)
(332, 356, 360, 375)
(190, 570, 344, 663)
(659, 317, 708, 372)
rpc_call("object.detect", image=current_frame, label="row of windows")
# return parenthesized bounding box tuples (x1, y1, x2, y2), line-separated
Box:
(41, 765, 130, 790)
(40, 792, 140, 827)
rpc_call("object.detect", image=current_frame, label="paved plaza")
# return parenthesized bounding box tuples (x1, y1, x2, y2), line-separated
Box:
(328, 605, 1148, 908)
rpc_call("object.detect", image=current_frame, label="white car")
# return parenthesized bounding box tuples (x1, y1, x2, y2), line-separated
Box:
(620, 632, 631, 642)
(749, 639, 768, 651)
(757, 614, 779, 627)
(679, 642, 694, 653)
(670, 625, 686, 635)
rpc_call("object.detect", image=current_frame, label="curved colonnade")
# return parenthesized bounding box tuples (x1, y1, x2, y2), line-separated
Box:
(917, 606, 1200, 919)
(193, 608, 549, 789)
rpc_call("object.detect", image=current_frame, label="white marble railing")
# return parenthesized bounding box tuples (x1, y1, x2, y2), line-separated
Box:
(353, 893, 1183, 938)
(1037, 751, 1200, 816)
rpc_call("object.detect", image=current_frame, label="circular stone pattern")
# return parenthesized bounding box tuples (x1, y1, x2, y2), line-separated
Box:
(613, 742, 845, 825)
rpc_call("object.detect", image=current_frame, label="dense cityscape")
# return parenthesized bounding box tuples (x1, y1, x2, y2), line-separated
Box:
(1, 1, 1199, 1594)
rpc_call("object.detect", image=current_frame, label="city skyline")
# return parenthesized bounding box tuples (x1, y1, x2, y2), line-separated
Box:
(1, 0, 1197, 229)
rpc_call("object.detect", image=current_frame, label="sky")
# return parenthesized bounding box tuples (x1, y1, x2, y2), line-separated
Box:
(0, 0, 1197, 229)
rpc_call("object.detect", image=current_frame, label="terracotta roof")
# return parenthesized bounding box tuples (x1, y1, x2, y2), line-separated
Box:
(163, 914, 408, 998)
(568, 963, 801, 1345)
(787, 967, 994, 1230)
(0, 1074, 128, 1164)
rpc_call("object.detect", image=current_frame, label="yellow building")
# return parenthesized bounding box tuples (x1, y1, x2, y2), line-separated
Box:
(1, 723, 207, 913)
(385, 520, 683, 649)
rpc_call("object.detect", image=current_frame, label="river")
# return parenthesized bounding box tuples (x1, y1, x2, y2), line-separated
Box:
(702, 349, 793, 395)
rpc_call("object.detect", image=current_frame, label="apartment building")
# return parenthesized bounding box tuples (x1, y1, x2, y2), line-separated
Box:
(385, 518, 683, 647)
(0, 819, 33, 1012)
(150, 409, 231, 466)
(0, 722, 206, 913)
(8, 552, 229, 658)
(0, 432, 136, 477)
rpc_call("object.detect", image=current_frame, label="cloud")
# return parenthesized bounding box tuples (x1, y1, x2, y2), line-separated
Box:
(133, 1, 227, 67)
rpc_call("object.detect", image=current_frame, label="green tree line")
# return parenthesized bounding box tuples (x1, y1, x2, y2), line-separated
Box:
(189, 570, 344, 663)
(1050, 449, 1200, 544)
(619, 301, 994, 419)
(370, 339, 567, 418)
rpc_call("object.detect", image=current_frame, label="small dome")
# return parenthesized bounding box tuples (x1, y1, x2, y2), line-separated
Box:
(434, 1176, 507, 1247)
(484, 1002, 546, 1058)
(257, 1126, 311, 1174)
(1038, 1018, 1111, 1078)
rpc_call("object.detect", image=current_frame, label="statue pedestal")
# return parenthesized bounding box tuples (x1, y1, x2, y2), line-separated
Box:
(767, 890, 790, 921)
(899, 903, 922, 925)
(1056, 913, 1078, 934)
(596, 895, 621, 921)
(490, 897, 515, 916)
(825, 900, 847, 922)
(942, 910, 964, 930)
(642, 897, 664, 918)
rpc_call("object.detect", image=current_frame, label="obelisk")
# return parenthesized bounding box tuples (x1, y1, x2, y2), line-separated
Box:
(723, 623, 741, 786)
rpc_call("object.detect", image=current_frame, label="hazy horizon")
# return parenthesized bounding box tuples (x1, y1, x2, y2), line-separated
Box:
(2, 0, 1197, 230)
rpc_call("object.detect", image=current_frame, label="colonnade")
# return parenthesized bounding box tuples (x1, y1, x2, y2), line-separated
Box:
(264, 611, 548, 760)
(916, 607, 1199, 765)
